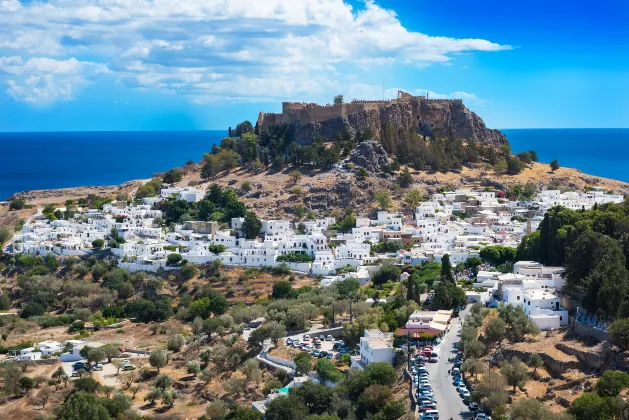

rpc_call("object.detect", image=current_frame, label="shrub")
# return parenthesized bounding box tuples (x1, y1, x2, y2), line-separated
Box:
(167, 334, 185, 352)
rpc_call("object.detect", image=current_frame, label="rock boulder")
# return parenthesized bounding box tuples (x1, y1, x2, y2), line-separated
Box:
(348, 141, 390, 173)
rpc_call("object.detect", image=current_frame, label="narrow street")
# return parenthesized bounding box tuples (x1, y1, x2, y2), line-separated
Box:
(424, 305, 473, 419)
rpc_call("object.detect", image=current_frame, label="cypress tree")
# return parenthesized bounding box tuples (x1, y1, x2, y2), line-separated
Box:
(441, 254, 454, 283)
(406, 277, 415, 301)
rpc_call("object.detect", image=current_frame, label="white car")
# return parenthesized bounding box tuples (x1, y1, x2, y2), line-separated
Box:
(457, 383, 468, 393)
(475, 414, 491, 420)
(303, 335, 311, 341)
(461, 389, 471, 399)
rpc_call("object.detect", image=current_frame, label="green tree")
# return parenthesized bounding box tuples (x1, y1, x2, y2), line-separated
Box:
(464, 256, 483, 276)
(510, 398, 552, 420)
(550, 159, 560, 172)
(403, 189, 424, 209)
(0, 227, 10, 245)
(179, 263, 197, 280)
(461, 358, 486, 380)
(167, 334, 185, 352)
(595, 370, 629, 397)
(372, 264, 401, 286)
(528, 354, 544, 374)
(100, 344, 121, 363)
(374, 190, 392, 211)
(266, 395, 308, 420)
(154, 374, 173, 391)
(333, 94, 344, 105)
(91, 238, 105, 248)
(501, 356, 529, 391)
(149, 349, 168, 372)
(475, 371, 508, 410)
(166, 253, 183, 266)
(19, 376, 34, 392)
(485, 317, 507, 344)
(56, 391, 111, 420)
(570, 392, 618, 420)
(294, 352, 312, 375)
(272, 281, 293, 299)
(289, 170, 303, 185)
(463, 339, 486, 359)
(440, 254, 454, 282)
(74, 377, 101, 393)
(398, 167, 413, 187)
(609, 318, 629, 351)
(241, 211, 262, 239)
(187, 361, 201, 377)
(162, 169, 183, 184)
(315, 359, 343, 383)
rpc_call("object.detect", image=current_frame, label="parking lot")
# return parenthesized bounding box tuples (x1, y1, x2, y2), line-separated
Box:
(282, 331, 352, 361)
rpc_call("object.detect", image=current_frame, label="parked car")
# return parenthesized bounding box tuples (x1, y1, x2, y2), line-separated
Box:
(420, 404, 438, 412)
(286, 338, 293, 345)
(326, 353, 333, 359)
(72, 362, 86, 370)
(319, 335, 325, 341)
(303, 335, 311, 341)
(92, 363, 103, 371)
(468, 402, 480, 412)
(460, 389, 471, 399)
(318, 351, 327, 358)
(451, 367, 461, 376)
(326, 335, 334, 341)
(310, 350, 319, 357)
(474, 414, 491, 420)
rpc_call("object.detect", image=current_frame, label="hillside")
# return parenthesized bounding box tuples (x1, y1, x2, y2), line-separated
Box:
(173, 160, 629, 221)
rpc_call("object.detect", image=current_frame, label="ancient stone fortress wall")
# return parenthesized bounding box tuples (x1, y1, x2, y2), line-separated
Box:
(257, 92, 463, 131)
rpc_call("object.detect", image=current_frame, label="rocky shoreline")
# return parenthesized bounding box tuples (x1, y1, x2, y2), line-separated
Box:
(7, 180, 143, 205)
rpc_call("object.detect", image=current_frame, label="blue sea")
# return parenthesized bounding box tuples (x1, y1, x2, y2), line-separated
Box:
(0, 128, 627, 200)
(0, 131, 224, 200)
(503, 128, 629, 184)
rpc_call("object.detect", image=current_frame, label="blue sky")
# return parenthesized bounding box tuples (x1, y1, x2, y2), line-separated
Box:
(0, 0, 627, 132)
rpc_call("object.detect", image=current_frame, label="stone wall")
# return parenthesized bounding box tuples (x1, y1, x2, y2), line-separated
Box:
(573, 322, 610, 343)
(494, 348, 582, 376)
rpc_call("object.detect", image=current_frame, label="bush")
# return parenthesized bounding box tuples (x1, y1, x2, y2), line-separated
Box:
(608, 318, 629, 351)
(167, 334, 185, 352)
(276, 252, 314, 263)
(21, 302, 46, 319)
(9, 199, 26, 210)
(91, 239, 105, 249)
(315, 359, 343, 383)
(595, 370, 629, 397)
(371, 264, 401, 286)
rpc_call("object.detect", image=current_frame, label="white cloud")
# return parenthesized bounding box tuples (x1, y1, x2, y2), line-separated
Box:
(0, 56, 105, 102)
(0, 0, 510, 103)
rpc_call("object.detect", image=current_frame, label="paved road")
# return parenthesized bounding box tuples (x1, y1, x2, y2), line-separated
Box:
(424, 306, 474, 420)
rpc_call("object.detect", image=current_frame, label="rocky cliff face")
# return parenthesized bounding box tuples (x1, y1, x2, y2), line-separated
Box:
(294, 100, 507, 147)
(416, 100, 507, 146)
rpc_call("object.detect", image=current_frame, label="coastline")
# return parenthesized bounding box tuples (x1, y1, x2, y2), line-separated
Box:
(6, 180, 144, 206)
(5, 161, 628, 211)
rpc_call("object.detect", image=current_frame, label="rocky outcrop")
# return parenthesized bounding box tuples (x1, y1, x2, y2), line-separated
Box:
(415, 100, 507, 146)
(294, 100, 507, 147)
(348, 141, 390, 173)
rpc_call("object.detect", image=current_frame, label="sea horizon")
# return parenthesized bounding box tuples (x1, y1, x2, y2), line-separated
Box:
(1, 128, 628, 200)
